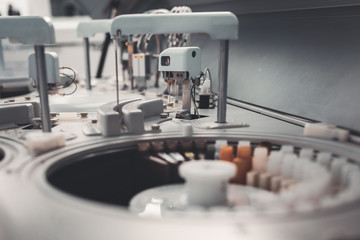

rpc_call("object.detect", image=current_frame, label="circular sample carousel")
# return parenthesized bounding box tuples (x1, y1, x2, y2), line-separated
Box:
(2, 131, 360, 240)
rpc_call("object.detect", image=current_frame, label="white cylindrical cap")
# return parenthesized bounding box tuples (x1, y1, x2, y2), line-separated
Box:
(179, 160, 235, 207)
(335, 128, 349, 142)
(267, 151, 284, 175)
(26, 132, 66, 153)
(281, 145, 294, 154)
(214, 140, 228, 159)
(304, 123, 336, 140)
(182, 123, 193, 137)
(303, 123, 349, 141)
(252, 147, 269, 173)
(238, 140, 250, 147)
(299, 148, 314, 160)
(316, 152, 332, 169)
(215, 140, 228, 150)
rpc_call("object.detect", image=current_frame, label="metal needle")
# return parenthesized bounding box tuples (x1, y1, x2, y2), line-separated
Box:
(114, 35, 120, 112)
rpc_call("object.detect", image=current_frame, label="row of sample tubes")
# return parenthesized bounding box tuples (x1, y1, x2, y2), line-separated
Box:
(137, 138, 360, 209)
(215, 139, 360, 210)
(137, 139, 208, 161)
(137, 139, 210, 184)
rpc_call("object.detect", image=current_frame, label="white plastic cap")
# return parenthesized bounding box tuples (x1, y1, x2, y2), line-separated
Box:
(26, 132, 66, 153)
(304, 123, 335, 140)
(299, 148, 314, 160)
(281, 145, 294, 154)
(238, 140, 250, 147)
(336, 128, 350, 142)
(267, 151, 284, 175)
(214, 140, 228, 159)
(182, 123, 193, 137)
(304, 123, 349, 142)
(252, 147, 269, 173)
(254, 147, 268, 157)
(215, 140, 228, 150)
(316, 152, 332, 169)
(179, 160, 236, 207)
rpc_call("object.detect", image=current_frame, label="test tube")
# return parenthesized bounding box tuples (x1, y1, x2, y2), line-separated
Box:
(237, 141, 252, 172)
(231, 157, 246, 184)
(219, 145, 234, 161)
(252, 146, 268, 173)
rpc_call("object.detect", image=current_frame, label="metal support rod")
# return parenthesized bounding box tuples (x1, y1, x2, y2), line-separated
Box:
(0, 39, 5, 72)
(84, 37, 92, 90)
(128, 35, 134, 90)
(34, 45, 51, 132)
(114, 37, 120, 110)
(217, 40, 229, 123)
(96, 33, 111, 78)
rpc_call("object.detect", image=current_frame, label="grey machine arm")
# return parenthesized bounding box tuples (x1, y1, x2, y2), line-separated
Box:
(0, 16, 56, 132)
(110, 12, 239, 123)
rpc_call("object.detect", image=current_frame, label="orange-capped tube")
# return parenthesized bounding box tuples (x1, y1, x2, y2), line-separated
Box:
(230, 157, 246, 184)
(237, 141, 252, 172)
(219, 146, 234, 161)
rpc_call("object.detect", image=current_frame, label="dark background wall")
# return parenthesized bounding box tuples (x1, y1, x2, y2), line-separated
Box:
(191, 5, 360, 133)
(226, 7, 360, 132)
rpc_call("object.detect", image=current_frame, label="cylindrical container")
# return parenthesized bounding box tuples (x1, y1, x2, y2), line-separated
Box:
(179, 160, 235, 207)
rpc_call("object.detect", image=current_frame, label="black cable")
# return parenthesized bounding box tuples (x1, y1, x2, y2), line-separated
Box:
(59, 67, 77, 86)
(59, 73, 77, 96)
(49, 67, 78, 96)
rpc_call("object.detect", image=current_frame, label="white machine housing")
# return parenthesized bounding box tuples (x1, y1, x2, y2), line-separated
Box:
(159, 47, 201, 79)
(28, 52, 60, 85)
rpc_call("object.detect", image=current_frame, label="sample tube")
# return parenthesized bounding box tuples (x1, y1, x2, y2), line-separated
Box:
(230, 157, 247, 184)
(237, 141, 252, 172)
(219, 145, 234, 162)
(214, 140, 228, 159)
(252, 146, 269, 173)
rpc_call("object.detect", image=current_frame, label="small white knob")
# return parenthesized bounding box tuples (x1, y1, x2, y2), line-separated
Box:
(179, 160, 235, 207)
(182, 123, 193, 137)
(281, 145, 294, 154)
(299, 148, 314, 160)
